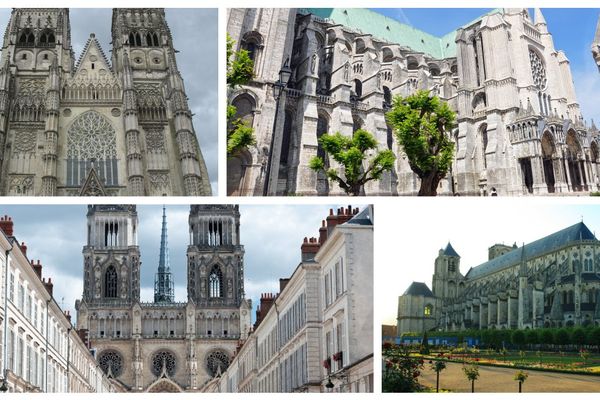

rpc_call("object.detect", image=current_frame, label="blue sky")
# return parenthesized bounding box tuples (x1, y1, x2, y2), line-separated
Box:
(1, 204, 367, 325)
(372, 8, 600, 126)
(379, 201, 600, 325)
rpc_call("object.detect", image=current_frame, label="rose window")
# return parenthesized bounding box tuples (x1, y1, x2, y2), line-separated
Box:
(529, 49, 547, 90)
(98, 350, 124, 377)
(151, 350, 177, 377)
(206, 351, 230, 377)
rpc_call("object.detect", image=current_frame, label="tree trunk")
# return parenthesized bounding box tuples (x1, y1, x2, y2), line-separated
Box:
(418, 173, 441, 196)
(471, 380, 475, 393)
(436, 371, 439, 393)
(519, 382, 522, 393)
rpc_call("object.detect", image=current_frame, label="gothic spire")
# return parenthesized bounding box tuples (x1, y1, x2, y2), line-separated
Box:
(534, 8, 547, 26)
(154, 206, 175, 303)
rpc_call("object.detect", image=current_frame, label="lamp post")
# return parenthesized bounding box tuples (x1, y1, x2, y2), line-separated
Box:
(263, 58, 292, 196)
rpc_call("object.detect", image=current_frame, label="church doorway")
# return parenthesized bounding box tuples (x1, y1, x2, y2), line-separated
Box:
(519, 157, 534, 194)
(541, 132, 555, 193)
(566, 130, 585, 191)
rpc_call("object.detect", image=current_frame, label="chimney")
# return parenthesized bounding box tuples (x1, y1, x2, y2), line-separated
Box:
(254, 293, 276, 330)
(279, 278, 290, 293)
(0, 215, 13, 236)
(43, 277, 54, 296)
(65, 310, 72, 323)
(301, 237, 320, 261)
(19, 242, 27, 257)
(31, 260, 42, 279)
(77, 329, 90, 348)
(319, 220, 328, 245)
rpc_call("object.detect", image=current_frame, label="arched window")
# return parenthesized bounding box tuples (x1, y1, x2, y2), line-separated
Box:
(209, 265, 223, 298)
(17, 29, 34, 46)
(317, 113, 329, 161)
(135, 33, 142, 47)
(153, 33, 160, 47)
(424, 304, 433, 316)
(66, 111, 118, 187)
(480, 123, 488, 169)
(382, 48, 394, 63)
(104, 265, 118, 298)
(39, 30, 55, 46)
(383, 86, 392, 108)
(529, 49, 547, 90)
(146, 33, 153, 47)
(241, 31, 263, 63)
(406, 56, 419, 70)
(353, 79, 362, 99)
(428, 64, 440, 77)
(280, 110, 293, 167)
(355, 38, 366, 54)
(128, 32, 135, 46)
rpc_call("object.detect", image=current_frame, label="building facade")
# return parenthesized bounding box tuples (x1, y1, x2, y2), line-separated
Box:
(227, 8, 600, 196)
(202, 206, 374, 393)
(398, 222, 600, 334)
(0, 8, 211, 196)
(75, 205, 252, 392)
(0, 215, 115, 393)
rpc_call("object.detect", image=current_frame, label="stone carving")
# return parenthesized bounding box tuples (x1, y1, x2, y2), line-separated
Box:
(529, 49, 547, 90)
(146, 128, 166, 152)
(206, 351, 230, 377)
(148, 171, 171, 195)
(8, 175, 33, 195)
(13, 129, 37, 153)
(151, 351, 177, 377)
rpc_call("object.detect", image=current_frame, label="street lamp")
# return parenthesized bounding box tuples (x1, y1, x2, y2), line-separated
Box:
(0, 378, 7, 393)
(325, 377, 334, 390)
(263, 58, 292, 196)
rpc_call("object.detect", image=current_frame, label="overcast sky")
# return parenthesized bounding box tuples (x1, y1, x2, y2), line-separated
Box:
(0, 8, 218, 194)
(378, 201, 600, 325)
(3, 203, 367, 324)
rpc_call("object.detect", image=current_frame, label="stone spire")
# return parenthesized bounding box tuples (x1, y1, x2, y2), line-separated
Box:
(592, 14, 600, 71)
(154, 206, 174, 303)
(534, 8, 547, 26)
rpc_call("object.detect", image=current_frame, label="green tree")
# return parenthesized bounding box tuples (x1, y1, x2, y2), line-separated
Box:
(512, 330, 526, 349)
(514, 370, 528, 393)
(432, 360, 447, 393)
(572, 327, 586, 346)
(226, 34, 256, 155)
(589, 327, 600, 351)
(309, 129, 395, 196)
(525, 329, 538, 347)
(462, 364, 480, 393)
(386, 90, 456, 196)
(555, 329, 570, 349)
(540, 329, 554, 348)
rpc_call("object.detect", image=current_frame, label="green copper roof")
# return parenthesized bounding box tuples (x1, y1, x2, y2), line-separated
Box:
(302, 8, 503, 59)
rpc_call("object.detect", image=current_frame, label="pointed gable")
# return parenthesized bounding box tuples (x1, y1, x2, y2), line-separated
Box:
(443, 242, 460, 257)
(79, 166, 107, 196)
(73, 33, 114, 80)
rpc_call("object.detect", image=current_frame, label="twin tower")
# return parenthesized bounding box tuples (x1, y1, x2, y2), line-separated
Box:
(0, 9, 211, 196)
(75, 205, 250, 391)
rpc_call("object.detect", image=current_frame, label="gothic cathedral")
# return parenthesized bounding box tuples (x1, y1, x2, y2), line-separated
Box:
(75, 205, 252, 392)
(0, 9, 211, 196)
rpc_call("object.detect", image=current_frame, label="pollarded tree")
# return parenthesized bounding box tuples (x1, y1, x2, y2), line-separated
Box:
(386, 90, 456, 196)
(462, 364, 479, 393)
(226, 34, 256, 155)
(514, 370, 528, 393)
(309, 129, 396, 196)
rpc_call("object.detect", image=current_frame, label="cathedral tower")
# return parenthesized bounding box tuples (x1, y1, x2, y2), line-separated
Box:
(187, 205, 245, 306)
(111, 9, 211, 196)
(154, 206, 174, 303)
(82, 205, 141, 305)
(432, 243, 462, 300)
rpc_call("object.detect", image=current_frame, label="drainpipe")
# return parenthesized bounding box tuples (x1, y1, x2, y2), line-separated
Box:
(66, 327, 71, 393)
(45, 299, 49, 392)
(2, 246, 13, 391)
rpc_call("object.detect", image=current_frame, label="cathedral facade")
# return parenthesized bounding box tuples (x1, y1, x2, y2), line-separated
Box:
(227, 8, 600, 196)
(397, 222, 600, 335)
(75, 205, 252, 392)
(0, 8, 211, 196)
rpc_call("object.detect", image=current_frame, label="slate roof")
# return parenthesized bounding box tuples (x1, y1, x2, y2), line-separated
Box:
(345, 205, 373, 226)
(443, 242, 460, 257)
(403, 282, 435, 297)
(301, 8, 502, 59)
(465, 222, 597, 280)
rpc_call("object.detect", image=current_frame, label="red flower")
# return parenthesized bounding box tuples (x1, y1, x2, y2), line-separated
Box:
(475, 358, 480, 362)
(323, 359, 331, 369)
(413, 372, 420, 378)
